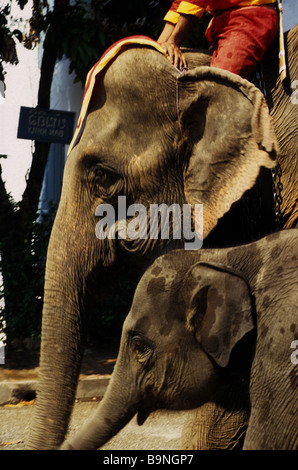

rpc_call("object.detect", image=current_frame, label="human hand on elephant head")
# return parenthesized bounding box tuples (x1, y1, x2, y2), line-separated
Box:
(158, 40, 188, 71)
(157, 14, 198, 71)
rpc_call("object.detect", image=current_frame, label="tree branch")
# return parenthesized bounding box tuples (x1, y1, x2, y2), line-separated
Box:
(0, 163, 17, 237)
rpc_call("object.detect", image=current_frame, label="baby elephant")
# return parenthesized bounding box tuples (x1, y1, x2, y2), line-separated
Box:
(61, 229, 298, 450)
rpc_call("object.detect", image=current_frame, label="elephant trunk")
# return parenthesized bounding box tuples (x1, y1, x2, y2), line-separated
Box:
(28, 278, 83, 448)
(27, 211, 95, 449)
(60, 358, 139, 450)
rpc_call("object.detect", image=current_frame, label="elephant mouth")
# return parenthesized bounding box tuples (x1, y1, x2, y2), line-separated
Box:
(137, 407, 153, 425)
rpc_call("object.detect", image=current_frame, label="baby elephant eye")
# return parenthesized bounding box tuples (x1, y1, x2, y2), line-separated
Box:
(133, 339, 148, 355)
(131, 335, 153, 363)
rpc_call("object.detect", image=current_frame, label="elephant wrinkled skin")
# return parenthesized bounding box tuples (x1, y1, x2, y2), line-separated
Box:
(261, 25, 298, 228)
(61, 229, 298, 451)
(28, 27, 297, 450)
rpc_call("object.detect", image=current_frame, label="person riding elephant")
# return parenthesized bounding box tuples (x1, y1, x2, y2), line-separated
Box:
(158, 0, 279, 78)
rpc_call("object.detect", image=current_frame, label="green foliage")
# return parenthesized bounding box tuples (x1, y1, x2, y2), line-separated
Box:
(0, 204, 57, 343)
(49, 1, 109, 84)
(0, 2, 23, 82)
(43, 0, 209, 85)
(42, 0, 166, 85)
(1, 0, 210, 85)
(87, 263, 142, 343)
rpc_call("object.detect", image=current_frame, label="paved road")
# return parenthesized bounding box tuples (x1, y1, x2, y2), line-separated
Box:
(0, 399, 193, 450)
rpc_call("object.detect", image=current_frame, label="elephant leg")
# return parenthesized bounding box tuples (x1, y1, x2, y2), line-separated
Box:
(181, 379, 250, 450)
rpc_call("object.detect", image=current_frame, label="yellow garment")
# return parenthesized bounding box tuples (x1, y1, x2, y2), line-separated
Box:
(164, 0, 277, 24)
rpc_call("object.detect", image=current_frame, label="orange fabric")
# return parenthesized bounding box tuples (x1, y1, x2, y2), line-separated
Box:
(67, 36, 167, 155)
(164, 0, 276, 23)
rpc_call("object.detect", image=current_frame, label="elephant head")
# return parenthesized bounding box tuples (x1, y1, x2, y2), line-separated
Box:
(28, 42, 278, 449)
(61, 229, 298, 450)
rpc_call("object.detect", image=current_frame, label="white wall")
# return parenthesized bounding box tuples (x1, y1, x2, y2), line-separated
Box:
(283, 0, 298, 32)
(0, 1, 83, 203)
(0, 40, 40, 202)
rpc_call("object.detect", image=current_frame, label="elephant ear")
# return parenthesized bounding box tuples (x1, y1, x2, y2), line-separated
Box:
(178, 66, 279, 238)
(184, 261, 255, 367)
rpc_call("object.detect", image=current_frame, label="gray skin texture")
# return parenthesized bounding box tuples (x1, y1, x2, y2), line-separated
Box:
(261, 25, 298, 228)
(61, 229, 298, 451)
(28, 28, 296, 449)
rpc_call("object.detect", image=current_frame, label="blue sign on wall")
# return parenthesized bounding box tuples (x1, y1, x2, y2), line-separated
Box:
(17, 106, 75, 144)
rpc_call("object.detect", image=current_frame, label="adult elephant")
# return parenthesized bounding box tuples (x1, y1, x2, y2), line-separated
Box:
(27, 28, 294, 449)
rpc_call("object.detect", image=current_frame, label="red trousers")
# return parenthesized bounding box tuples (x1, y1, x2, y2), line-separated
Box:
(205, 6, 279, 79)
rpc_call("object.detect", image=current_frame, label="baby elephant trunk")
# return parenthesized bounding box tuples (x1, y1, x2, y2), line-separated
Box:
(60, 368, 139, 450)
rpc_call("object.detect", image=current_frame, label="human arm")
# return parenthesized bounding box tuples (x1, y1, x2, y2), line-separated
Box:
(158, 14, 198, 69)
(157, 1, 205, 70)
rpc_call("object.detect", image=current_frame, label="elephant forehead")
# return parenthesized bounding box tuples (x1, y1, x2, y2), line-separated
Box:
(127, 303, 184, 339)
(146, 264, 180, 292)
(77, 51, 177, 163)
(127, 268, 185, 336)
(77, 101, 173, 173)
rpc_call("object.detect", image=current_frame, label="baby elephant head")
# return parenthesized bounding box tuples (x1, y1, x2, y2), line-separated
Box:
(61, 258, 255, 450)
(123, 260, 255, 414)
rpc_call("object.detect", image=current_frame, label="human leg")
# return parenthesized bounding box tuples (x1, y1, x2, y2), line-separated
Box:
(206, 7, 278, 79)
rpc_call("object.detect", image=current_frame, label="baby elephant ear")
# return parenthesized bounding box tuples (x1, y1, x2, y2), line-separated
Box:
(185, 262, 255, 367)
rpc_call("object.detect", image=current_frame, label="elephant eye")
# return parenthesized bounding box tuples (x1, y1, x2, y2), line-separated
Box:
(130, 334, 153, 363)
(88, 164, 123, 200)
(91, 165, 122, 187)
(133, 339, 147, 355)
(94, 167, 106, 181)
